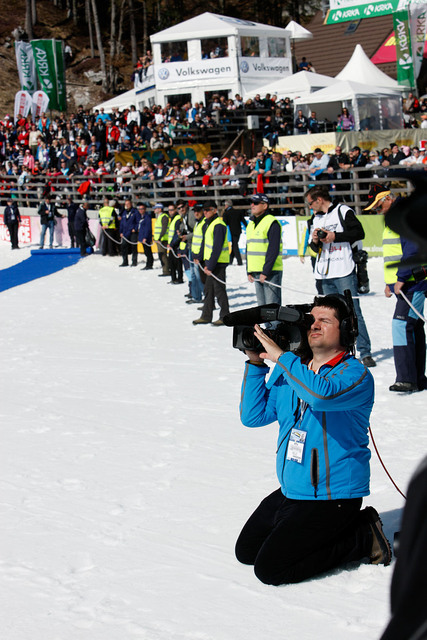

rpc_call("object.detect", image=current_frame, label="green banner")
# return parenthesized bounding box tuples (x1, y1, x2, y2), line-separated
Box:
(31, 40, 59, 110)
(394, 9, 416, 88)
(325, 1, 398, 24)
(55, 40, 67, 112)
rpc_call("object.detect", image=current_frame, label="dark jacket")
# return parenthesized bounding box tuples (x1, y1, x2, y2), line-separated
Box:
(138, 213, 153, 243)
(38, 201, 62, 225)
(4, 203, 21, 225)
(74, 206, 89, 232)
(120, 207, 140, 238)
(223, 206, 247, 236)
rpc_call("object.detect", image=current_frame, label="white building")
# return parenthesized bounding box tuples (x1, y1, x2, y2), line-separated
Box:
(135, 12, 293, 108)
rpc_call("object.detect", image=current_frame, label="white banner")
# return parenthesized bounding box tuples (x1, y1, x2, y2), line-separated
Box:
(155, 58, 237, 85)
(15, 41, 37, 93)
(410, 3, 427, 76)
(238, 56, 292, 79)
(31, 90, 50, 119)
(14, 90, 33, 121)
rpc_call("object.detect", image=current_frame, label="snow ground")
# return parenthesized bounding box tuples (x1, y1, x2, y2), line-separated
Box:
(1, 244, 426, 640)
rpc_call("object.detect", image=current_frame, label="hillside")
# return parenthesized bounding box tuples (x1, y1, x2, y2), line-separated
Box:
(0, 0, 134, 116)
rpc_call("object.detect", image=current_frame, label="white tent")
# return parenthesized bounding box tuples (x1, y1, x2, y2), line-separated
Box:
(93, 89, 139, 113)
(243, 70, 337, 100)
(284, 20, 313, 41)
(336, 44, 403, 91)
(294, 80, 403, 130)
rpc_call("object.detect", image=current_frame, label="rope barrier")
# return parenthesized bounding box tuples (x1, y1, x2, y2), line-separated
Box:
(400, 289, 427, 323)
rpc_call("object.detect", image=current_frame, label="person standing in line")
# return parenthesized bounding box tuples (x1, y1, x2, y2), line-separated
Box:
(246, 193, 283, 307)
(137, 202, 154, 270)
(185, 204, 206, 304)
(364, 183, 427, 391)
(38, 195, 63, 249)
(66, 195, 79, 249)
(119, 197, 140, 267)
(222, 199, 247, 266)
(74, 200, 89, 257)
(193, 200, 230, 326)
(153, 203, 170, 276)
(167, 202, 184, 284)
(3, 198, 21, 249)
(306, 185, 376, 368)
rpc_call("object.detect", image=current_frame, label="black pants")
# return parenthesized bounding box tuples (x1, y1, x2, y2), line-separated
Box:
(75, 230, 87, 256)
(229, 234, 243, 265)
(200, 264, 230, 321)
(7, 222, 19, 249)
(235, 488, 369, 585)
(121, 232, 138, 265)
(168, 251, 183, 282)
(103, 228, 119, 256)
(68, 221, 76, 248)
(143, 242, 154, 268)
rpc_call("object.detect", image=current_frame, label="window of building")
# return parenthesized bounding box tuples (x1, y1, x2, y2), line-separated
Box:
(240, 36, 259, 57)
(200, 37, 229, 59)
(268, 38, 287, 58)
(160, 41, 188, 63)
(165, 93, 192, 107)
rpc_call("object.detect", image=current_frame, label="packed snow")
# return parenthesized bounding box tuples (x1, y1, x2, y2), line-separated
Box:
(1, 243, 425, 640)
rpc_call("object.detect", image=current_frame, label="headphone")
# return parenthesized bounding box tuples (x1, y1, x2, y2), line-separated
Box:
(313, 291, 358, 352)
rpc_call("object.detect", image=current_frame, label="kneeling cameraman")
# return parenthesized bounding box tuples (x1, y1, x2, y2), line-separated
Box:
(235, 293, 391, 585)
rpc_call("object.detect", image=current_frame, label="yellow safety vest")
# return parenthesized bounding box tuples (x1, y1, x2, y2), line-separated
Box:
(99, 206, 116, 228)
(203, 217, 229, 264)
(382, 225, 414, 285)
(191, 218, 207, 254)
(168, 214, 181, 244)
(154, 212, 169, 242)
(246, 214, 283, 272)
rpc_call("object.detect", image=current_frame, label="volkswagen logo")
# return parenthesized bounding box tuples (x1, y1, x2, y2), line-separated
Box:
(158, 68, 170, 80)
(240, 61, 249, 73)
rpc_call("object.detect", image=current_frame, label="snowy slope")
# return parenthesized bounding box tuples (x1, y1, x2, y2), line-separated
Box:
(1, 244, 425, 640)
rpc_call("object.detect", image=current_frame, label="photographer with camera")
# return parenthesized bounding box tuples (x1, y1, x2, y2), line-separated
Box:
(306, 185, 375, 368)
(364, 183, 427, 393)
(233, 293, 391, 585)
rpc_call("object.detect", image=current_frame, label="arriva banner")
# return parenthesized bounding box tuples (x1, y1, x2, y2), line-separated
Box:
(31, 40, 59, 110)
(15, 41, 37, 93)
(14, 91, 33, 121)
(31, 90, 50, 119)
(238, 57, 292, 78)
(394, 9, 416, 87)
(155, 58, 237, 85)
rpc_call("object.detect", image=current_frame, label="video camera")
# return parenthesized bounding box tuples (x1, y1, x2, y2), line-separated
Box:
(223, 303, 314, 354)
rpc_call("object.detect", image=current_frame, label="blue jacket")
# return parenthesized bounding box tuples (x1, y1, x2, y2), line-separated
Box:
(138, 214, 153, 243)
(120, 207, 140, 238)
(240, 351, 374, 501)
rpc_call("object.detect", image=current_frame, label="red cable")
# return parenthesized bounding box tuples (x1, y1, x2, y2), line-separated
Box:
(369, 426, 407, 500)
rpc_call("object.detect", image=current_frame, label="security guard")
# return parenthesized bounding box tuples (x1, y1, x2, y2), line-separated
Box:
(365, 183, 427, 392)
(246, 192, 283, 306)
(153, 203, 170, 276)
(167, 203, 184, 284)
(98, 197, 118, 256)
(193, 200, 230, 326)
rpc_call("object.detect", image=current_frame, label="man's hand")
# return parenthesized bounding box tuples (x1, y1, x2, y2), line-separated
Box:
(194, 258, 200, 265)
(394, 281, 405, 296)
(259, 274, 267, 284)
(204, 266, 212, 276)
(384, 284, 392, 298)
(253, 324, 284, 363)
(299, 256, 305, 264)
(248, 274, 255, 283)
(320, 229, 335, 244)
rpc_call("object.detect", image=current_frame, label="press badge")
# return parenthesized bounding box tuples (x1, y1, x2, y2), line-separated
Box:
(286, 428, 307, 464)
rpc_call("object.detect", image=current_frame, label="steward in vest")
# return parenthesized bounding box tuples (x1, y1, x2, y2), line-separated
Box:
(186, 205, 207, 304)
(153, 203, 170, 277)
(98, 197, 119, 256)
(192, 200, 230, 326)
(167, 203, 184, 284)
(246, 192, 283, 307)
(365, 183, 427, 392)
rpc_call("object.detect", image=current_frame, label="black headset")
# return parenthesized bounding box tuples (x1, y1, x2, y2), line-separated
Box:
(314, 290, 358, 352)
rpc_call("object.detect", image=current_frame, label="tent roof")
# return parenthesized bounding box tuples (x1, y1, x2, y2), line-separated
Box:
(294, 80, 400, 105)
(93, 89, 141, 113)
(243, 70, 337, 100)
(284, 20, 313, 41)
(336, 44, 402, 90)
(151, 12, 292, 43)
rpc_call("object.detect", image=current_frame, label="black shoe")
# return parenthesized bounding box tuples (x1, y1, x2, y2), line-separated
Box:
(158, 273, 170, 277)
(363, 506, 392, 566)
(131, 263, 137, 267)
(143, 266, 153, 270)
(192, 317, 210, 325)
(184, 293, 192, 298)
(186, 299, 201, 304)
(119, 263, 128, 267)
(389, 381, 418, 393)
(361, 356, 376, 368)
(172, 280, 184, 285)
